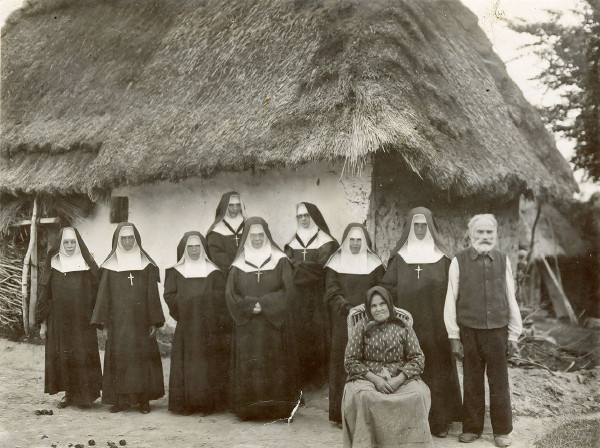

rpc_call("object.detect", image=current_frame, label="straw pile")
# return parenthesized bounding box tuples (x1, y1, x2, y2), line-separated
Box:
(0, 240, 24, 334)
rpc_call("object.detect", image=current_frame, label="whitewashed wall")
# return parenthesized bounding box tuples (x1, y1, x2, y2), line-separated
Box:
(75, 160, 373, 327)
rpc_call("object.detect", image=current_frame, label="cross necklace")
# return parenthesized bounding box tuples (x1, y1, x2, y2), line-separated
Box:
(295, 231, 319, 261)
(415, 265, 422, 280)
(223, 219, 244, 246)
(245, 256, 272, 283)
(128, 272, 134, 286)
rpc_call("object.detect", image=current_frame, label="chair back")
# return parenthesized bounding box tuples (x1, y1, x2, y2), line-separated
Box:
(347, 304, 413, 337)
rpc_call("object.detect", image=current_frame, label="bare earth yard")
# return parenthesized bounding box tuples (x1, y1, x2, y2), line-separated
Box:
(0, 338, 598, 448)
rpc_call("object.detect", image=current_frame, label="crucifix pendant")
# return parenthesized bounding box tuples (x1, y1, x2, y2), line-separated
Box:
(301, 248, 308, 261)
(234, 234, 240, 246)
(255, 270, 262, 283)
(415, 265, 422, 280)
(128, 273, 134, 286)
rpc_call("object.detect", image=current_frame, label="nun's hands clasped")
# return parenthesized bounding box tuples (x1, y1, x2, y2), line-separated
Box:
(252, 302, 262, 314)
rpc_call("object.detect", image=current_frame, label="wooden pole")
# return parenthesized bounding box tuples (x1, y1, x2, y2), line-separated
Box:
(541, 256, 578, 325)
(20, 197, 38, 336)
(28, 199, 39, 331)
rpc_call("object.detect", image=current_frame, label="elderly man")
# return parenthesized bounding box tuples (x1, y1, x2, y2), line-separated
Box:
(444, 214, 522, 448)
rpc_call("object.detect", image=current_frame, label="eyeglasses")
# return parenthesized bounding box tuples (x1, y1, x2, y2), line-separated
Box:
(296, 213, 310, 219)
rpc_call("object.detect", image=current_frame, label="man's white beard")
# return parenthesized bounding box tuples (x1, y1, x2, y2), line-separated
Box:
(473, 240, 496, 254)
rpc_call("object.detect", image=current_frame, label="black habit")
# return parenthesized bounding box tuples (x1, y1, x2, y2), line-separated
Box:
(226, 217, 300, 420)
(324, 223, 384, 423)
(206, 191, 246, 271)
(284, 202, 338, 387)
(36, 227, 102, 406)
(91, 223, 165, 405)
(164, 231, 230, 414)
(380, 207, 461, 433)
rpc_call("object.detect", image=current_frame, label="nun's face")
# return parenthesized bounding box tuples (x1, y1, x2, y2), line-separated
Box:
(187, 244, 202, 260)
(63, 239, 77, 256)
(349, 237, 362, 254)
(297, 212, 311, 229)
(249, 232, 265, 249)
(370, 294, 390, 323)
(120, 235, 135, 251)
(413, 222, 428, 240)
(227, 202, 241, 218)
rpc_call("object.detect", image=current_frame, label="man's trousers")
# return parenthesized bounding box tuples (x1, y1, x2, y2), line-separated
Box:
(459, 325, 512, 435)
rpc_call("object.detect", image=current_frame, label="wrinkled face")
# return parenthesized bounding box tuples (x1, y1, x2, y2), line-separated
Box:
(370, 294, 390, 323)
(413, 222, 428, 240)
(297, 212, 311, 229)
(187, 244, 202, 260)
(349, 237, 362, 254)
(249, 232, 265, 249)
(227, 202, 241, 218)
(471, 218, 497, 253)
(62, 239, 77, 256)
(120, 235, 136, 251)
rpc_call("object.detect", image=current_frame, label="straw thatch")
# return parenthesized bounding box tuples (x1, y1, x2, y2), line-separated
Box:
(1, 0, 577, 200)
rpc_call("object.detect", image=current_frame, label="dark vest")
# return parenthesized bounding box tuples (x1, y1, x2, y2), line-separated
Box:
(456, 247, 509, 329)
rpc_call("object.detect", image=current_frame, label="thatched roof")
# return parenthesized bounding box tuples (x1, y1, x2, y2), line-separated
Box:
(1, 0, 577, 199)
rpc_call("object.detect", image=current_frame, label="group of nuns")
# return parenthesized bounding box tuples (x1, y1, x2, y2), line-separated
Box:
(36, 191, 461, 434)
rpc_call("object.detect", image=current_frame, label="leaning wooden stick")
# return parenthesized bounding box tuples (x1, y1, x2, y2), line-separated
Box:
(20, 197, 38, 336)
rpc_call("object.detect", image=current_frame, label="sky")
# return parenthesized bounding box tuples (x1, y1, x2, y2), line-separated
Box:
(0, 0, 597, 198)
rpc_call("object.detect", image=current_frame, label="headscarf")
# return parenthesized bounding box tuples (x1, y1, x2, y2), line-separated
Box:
(42, 227, 98, 284)
(168, 231, 219, 278)
(231, 217, 288, 272)
(325, 223, 383, 274)
(364, 286, 404, 334)
(286, 202, 336, 250)
(100, 222, 158, 275)
(207, 191, 247, 236)
(391, 207, 449, 264)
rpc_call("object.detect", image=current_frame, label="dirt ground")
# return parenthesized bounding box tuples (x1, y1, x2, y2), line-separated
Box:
(0, 338, 598, 448)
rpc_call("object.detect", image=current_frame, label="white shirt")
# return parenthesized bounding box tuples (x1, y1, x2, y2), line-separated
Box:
(443, 256, 523, 342)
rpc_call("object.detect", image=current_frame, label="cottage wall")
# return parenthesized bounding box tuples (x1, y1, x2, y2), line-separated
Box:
(75, 161, 373, 326)
(370, 153, 520, 267)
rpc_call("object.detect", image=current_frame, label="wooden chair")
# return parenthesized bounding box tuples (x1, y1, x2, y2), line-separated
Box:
(347, 304, 413, 337)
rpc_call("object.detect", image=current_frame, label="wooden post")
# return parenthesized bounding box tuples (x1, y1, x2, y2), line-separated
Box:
(541, 257, 578, 325)
(28, 202, 39, 331)
(20, 197, 38, 336)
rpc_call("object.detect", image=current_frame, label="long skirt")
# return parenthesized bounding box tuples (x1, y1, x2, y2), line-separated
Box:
(342, 379, 434, 448)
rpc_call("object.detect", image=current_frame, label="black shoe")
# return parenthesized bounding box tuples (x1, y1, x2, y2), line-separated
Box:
(57, 396, 71, 409)
(139, 402, 151, 414)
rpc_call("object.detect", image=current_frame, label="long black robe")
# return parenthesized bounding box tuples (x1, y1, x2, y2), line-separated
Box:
(91, 265, 165, 404)
(323, 265, 385, 423)
(226, 258, 300, 420)
(164, 268, 230, 413)
(206, 232, 241, 272)
(381, 255, 461, 432)
(36, 269, 102, 405)
(285, 240, 338, 386)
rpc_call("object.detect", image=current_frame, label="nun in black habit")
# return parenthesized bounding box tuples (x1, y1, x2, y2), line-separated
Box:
(164, 231, 229, 415)
(36, 227, 102, 408)
(91, 223, 165, 414)
(226, 217, 300, 420)
(323, 223, 385, 424)
(284, 202, 339, 387)
(206, 192, 248, 271)
(380, 207, 461, 437)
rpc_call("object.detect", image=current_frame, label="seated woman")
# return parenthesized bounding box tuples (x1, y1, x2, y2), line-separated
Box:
(342, 286, 433, 448)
